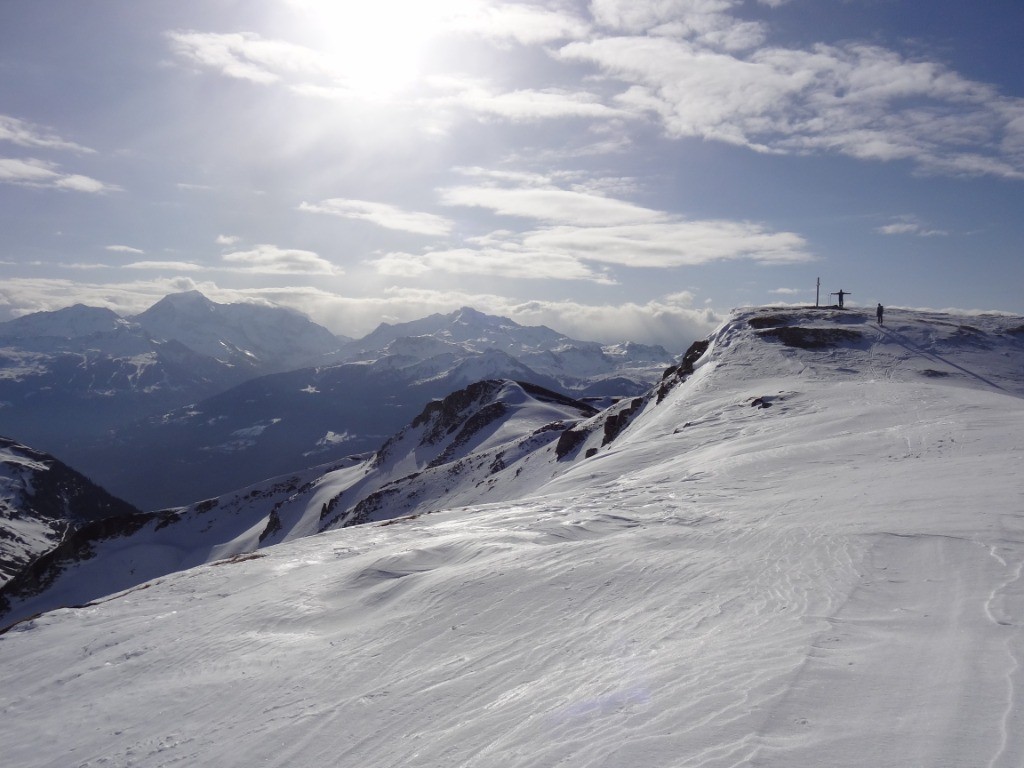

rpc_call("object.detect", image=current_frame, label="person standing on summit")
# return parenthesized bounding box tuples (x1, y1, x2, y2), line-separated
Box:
(876, 303, 884, 325)
(835, 289, 850, 308)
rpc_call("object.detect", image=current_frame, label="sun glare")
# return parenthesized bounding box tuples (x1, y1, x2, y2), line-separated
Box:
(293, 0, 473, 97)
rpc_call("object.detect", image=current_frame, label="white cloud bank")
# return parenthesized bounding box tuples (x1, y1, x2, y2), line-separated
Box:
(376, 174, 815, 282)
(0, 115, 118, 193)
(559, 5, 1024, 179)
(299, 199, 454, 236)
(0, 115, 94, 154)
(220, 244, 341, 275)
(876, 215, 950, 237)
(164, 2, 1024, 179)
(0, 157, 117, 193)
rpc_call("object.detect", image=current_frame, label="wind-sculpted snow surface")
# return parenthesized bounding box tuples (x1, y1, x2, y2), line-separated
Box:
(2, 306, 1024, 767)
(0, 380, 599, 624)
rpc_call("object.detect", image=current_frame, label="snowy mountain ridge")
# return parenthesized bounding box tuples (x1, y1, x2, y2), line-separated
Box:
(341, 305, 674, 391)
(2, 305, 1024, 767)
(131, 290, 347, 373)
(0, 304, 132, 339)
(0, 437, 141, 611)
(0, 293, 675, 509)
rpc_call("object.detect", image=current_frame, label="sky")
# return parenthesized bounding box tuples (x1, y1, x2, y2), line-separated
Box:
(1, 0, 1023, 348)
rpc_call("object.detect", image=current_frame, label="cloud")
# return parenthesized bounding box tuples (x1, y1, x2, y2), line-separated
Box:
(299, 199, 454, 236)
(435, 176, 814, 268)
(216, 235, 241, 246)
(166, 23, 614, 125)
(0, 115, 94, 153)
(876, 215, 950, 237)
(590, 0, 766, 51)
(106, 245, 146, 255)
(0, 157, 62, 184)
(429, 80, 627, 122)
(557, 21, 1024, 179)
(361, 172, 812, 284)
(55, 174, 112, 193)
(438, 183, 664, 226)
(166, 30, 334, 86)
(125, 260, 207, 271)
(0, 157, 118, 193)
(369, 247, 616, 283)
(221, 244, 341, 274)
(509, 294, 722, 349)
(521, 219, 812, 267)
(116, 247, 339, 276)
(444, 2, 590, 45)
(164, 4, 1024, 179)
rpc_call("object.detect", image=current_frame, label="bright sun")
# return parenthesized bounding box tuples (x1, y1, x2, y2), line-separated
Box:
(293, 0, 472, 97)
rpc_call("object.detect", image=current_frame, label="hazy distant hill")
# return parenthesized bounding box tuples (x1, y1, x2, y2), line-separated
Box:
(131, 290, 348, 374)
(0, 292, 348, 497)
(342, 305, 674, 392)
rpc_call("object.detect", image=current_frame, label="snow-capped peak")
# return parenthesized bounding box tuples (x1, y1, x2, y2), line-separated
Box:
(132, 291, 343, 372)
(0, 304, 131, 339)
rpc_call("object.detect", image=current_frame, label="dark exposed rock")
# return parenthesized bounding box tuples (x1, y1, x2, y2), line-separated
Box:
(414, 380, 506, 445)
(757, 327, 862, 349)
(747, 314, 790, 329)
(555, 427, 589, 461)
(429, 402, 509, 468)
(259, 509, 282, 543)
(658, 339, 710, 403)
(602, 397, 644, 446)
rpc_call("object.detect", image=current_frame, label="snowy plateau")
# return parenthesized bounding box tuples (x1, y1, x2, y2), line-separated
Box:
(3, 305, 1024, 768)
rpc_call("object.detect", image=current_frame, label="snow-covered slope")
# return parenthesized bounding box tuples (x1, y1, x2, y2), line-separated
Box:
(3, 306, 1024, 768)
(0, 379, 598, 623)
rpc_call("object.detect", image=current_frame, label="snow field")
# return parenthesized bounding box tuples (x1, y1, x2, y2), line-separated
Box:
(2, 306, 1024, 767)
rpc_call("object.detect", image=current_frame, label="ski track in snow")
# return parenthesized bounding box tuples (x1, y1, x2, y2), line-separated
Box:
(2, 307, 1024, 767)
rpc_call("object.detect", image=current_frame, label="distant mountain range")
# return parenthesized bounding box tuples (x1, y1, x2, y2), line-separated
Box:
(0, 292, 676, 509)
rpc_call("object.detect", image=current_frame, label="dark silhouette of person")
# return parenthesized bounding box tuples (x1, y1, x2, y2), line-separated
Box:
(836, 289, 849, 308)
(876, 303, 884, 325)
